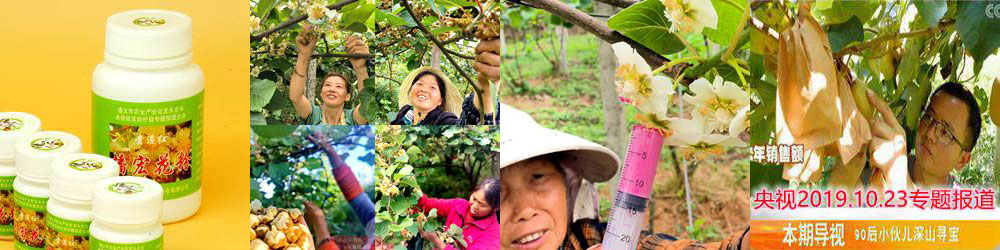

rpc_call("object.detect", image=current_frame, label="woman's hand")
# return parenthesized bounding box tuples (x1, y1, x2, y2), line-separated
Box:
(419, 230, 447, 250)
(302, 201, 330, 244)
(296, 23, 318, 56)
(866, 90, 909, 189)
(345, 35, 369, 71)
(305, 131, 344, 166)
(586, 244, 603, 250)
(474, 39, 501, 86)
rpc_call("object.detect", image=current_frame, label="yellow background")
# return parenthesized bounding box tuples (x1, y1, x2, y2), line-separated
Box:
(0, 1, 247, 249)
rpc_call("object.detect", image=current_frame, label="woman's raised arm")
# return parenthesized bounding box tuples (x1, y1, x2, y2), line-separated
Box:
(290, 24, 318, 119)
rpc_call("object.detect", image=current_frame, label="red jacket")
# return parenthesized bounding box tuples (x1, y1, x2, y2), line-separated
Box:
(417, 195, 501, 250)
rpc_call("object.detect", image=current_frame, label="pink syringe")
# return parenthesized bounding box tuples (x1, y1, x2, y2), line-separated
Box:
(600, 125, 663, 250)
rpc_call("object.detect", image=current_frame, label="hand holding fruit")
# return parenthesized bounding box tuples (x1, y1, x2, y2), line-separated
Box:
(419, 229, 447, 250)
(296, 23, 318, 55)
(866, 90, 909, 189)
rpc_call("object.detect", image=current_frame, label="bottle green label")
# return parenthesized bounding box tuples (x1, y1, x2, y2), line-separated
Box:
(91, 235, 164, 250)
(45, 214, 90, 248)
(0, 179, 13, 236)
(93, 91, 203, 200)
(0, 117, 25, 131)
(13, 191, 46, 248)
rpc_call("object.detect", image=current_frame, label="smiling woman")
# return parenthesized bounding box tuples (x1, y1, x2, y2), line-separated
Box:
(498, 104, 749, 250)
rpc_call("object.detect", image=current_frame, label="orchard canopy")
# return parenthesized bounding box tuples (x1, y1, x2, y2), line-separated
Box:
(250, 0, 501, 125)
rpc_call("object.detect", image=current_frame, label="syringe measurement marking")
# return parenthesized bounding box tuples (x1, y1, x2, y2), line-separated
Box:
(619, 177, 645, 189)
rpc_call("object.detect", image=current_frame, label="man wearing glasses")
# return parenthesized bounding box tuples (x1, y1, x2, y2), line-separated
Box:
(864, 82, 983, 189)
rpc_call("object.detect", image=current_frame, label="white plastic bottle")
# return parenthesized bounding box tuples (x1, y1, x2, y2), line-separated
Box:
(89, 176, 164, 250)
(13, 131, 82, 249)
(45, 153, 119, 249)
(0, 112, 41, 240)
(91, 9, 203, 223)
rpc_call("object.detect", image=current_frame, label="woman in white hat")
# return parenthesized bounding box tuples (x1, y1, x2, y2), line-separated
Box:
(497, 104, 748, 250)
(387, 40, 501, 125)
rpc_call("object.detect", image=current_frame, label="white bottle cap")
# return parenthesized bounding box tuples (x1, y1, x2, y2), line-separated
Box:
(105, 9, 192, 63)
(50, 153, 119, 202)
(0, 112, 42, 161)
(93, 176, 163, 225)
(15, 131, 82, 180)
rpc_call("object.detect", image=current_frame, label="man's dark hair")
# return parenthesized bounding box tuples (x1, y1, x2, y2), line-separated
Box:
(927, 82, 982, 151)
(475, 177, 502, 209)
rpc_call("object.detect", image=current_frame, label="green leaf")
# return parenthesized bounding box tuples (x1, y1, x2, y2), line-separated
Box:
(422, 16, 439, 27)
(956, 1, 1000, 74)
(250, 112, 267, 125)
(436, 0, 475, 8)
(359, 81, 381, 122)
(255, 0, 277, 16)
(811, 0, 879, 25)
(825, 16, 863, 53)
(607, 0, 685, 55)
(268, 162, 292, 181)
(376, 9, 413, 27)
(914, 0, 947, 27)
(896, 37, 925, 91)
(398, 165, 414, 176)
(252, 125, 299, 138)
(341, 3, 376, 32)
(389, 195, 417, 213)
(406, 146, 423, 159)
(704, 0, 747, 46)
(431, 26, 462, 35)
(376, 220, 390, 235)
(250, 79, 278, 110)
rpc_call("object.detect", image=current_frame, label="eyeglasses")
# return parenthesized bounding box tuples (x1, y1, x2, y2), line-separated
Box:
(919, 108, 969, 151)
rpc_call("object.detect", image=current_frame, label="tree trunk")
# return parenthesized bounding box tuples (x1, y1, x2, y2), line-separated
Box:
(557, 26, 568, 76)
(595, 1, 628, 191)
(306, 58, 318, 102)
(500, 29, 507, 56)
(430, 46, 442, 68)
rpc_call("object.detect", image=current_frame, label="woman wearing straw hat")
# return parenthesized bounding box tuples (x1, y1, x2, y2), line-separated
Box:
(387, 39, 501, 125)
(497, 104, 749, 250)
(289, 23, 367, 125)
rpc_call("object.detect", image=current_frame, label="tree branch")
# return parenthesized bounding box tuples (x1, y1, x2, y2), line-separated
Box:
(312, 53, 374, 59)
(375, 74, 403, 84)
(593, 0, 637, 9)
(250, 0, 359, 42)
(518, 0, 668, 70)
(402, 0, 487, 124)
(833, 20, 954, 57)
(443, 47, 476, 60)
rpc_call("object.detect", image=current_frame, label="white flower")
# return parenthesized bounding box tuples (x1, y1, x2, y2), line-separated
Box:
(683, 76, 749, 133)
(611, 42, 675, 121)
(250, 15, 262, 32)
(665, 116, 746, 149)
(662, 0, 718, 34)
(728, 105, 750, 136)
(307, 3, 329, 25)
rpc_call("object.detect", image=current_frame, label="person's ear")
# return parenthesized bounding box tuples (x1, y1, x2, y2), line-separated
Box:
(955, 151, 972, 171)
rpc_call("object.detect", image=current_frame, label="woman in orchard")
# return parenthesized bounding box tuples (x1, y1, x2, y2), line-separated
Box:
(390, 39, 501, 125)
(289, 23, 369, 125)
(497, 104, 749, 250)
(414, 178, 502, 250)
(301, 131, 375, 250)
